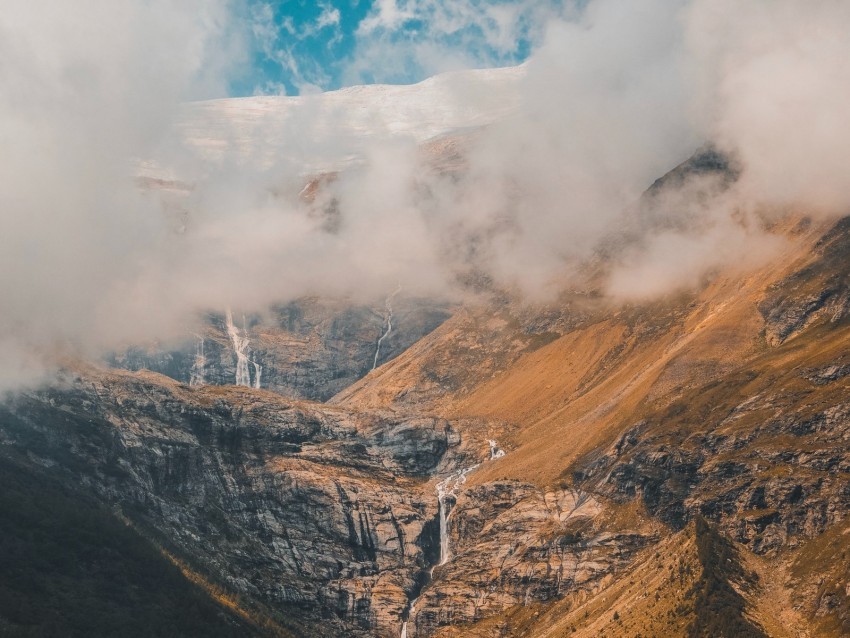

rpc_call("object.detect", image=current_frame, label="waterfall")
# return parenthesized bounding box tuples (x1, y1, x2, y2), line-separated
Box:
(189, 335, 206, 386)
(436, 444, 506, 566)
(372, 285, 402, 370)
(399, 600, 415, 638)
(437, 482, 449, 565)
(401, 444, 507, 637)
(224, 308, 262, 388)
(435, 465, 479, 566)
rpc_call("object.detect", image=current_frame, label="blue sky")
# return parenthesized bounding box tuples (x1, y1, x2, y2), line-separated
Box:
(233, 0, 566, 96)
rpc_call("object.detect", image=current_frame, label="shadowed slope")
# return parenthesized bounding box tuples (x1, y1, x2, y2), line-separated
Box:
(0, 454, 291, 638)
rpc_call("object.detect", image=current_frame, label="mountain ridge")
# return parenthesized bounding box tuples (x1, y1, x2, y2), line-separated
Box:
(3, 146, 850, 636)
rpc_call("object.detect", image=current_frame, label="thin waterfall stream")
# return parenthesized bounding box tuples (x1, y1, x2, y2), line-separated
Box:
(189, 335, 206, 386)
(224, 308, 262, 389)
(400, 440, 506, 637)
(372, 285, 402, 370)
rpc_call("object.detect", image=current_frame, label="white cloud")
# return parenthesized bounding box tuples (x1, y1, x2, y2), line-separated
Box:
(0, 0, 245, 389)
(4, 0, 850, 391)
(316, 5, 342, 30)
(348, 0, 562, 83)
(687, 0, 850, 214)
(358, 0, 416, 34)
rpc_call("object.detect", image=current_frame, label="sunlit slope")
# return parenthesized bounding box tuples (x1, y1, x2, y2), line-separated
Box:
(432, 516, 849, 637)
(336, 216, 834, 488)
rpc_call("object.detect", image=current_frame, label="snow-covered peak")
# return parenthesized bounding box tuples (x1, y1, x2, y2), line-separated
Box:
(177, 65, 525, 170)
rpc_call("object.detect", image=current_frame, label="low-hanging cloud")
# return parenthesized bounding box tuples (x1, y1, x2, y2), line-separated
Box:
(2, 0, 850, 391)
(688, 0, 850, 213)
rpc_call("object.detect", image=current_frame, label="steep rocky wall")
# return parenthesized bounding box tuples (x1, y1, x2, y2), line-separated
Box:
(408, 483, 647, 636)
(575, 328, 850, 555)
(0, 366, 658, 637)
(108, 297, 451, 402)
(0, 369, 462, 636)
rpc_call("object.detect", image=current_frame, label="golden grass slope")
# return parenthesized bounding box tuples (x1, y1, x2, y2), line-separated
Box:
(336, 217, 834, 491)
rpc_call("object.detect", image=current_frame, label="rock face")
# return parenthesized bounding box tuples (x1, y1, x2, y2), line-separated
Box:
(409, 482, 646, 636)
(108, 297, 451, 402)
(0, 368, 465, 637)
(583, 385, 850, 554)
(0, 366, 653, 638)
(570, 220, 850, 557)
(759, 216, 850, 346)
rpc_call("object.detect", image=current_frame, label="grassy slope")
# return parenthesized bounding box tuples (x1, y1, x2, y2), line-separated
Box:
(337, 219, 832, 490)
(334, 215, 850, 636)
(788, 519, 850, 636)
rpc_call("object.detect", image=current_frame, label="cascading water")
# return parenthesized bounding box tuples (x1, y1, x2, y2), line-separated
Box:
(399, 600, 415, 638)
(400, 443, 506, 637)
(224, 308, 262, 389)
(436, 465, 478, 566)
(372, 285, 402, 370)
(189, 335, 206, 386)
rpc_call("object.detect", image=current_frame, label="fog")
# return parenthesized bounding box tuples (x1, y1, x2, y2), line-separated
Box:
(2, 0, 848, 390)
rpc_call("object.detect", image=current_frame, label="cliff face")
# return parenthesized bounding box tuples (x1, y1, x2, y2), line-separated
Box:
(0, 453, 281, 638)
(408, 484, 648, 636)
(1, 365, 654, 637)
(0, 368, 464, 637)
(108, 296, 451, 402)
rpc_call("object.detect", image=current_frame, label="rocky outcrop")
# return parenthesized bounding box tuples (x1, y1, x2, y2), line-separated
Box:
(406, 481, 647, 636)
(108, 297, 451, 402)
(0, 368, 467, 637)
(578, 372, 850, 554)
(759, 216, 850, 345)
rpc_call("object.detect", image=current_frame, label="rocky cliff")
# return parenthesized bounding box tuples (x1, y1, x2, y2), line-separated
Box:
(0, 367, 465, 636)
(107, 296, 451, 402)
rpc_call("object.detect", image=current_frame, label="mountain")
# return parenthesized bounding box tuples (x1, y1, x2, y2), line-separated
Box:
(106, 298, 451, 402)
(176, 65, 525, 170)
(0, 452, 291, 637)
(2, 68, 849, 637)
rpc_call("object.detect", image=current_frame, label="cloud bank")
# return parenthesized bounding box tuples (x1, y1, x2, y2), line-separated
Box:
(2, 0, 850, 390)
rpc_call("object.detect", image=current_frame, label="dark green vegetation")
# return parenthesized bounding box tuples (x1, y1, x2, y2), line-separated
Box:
(0, 455, 266, 638)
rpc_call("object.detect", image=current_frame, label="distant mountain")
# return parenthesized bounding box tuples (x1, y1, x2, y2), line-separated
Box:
(176, 65, 525, 170)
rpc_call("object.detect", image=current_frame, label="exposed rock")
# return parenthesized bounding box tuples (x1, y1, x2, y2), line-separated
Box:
(408, 482, 646, 636)
(759, 216, 850, 345)
(108, 297, 452, 402)
(0, 366, 654, 637)
(0, 368, 464, 636)
(581, 378, 850, 554)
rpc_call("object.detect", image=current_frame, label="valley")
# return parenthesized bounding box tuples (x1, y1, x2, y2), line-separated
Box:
(2, 60, 848, 638)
